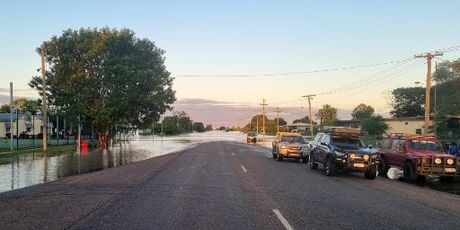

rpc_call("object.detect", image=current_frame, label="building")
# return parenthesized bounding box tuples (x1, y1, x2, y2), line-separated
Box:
(384, 117, 434, 135)
(0, 113, 46, 138)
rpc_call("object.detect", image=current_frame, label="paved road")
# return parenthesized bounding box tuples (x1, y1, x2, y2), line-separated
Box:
(1, 141, 460, 229)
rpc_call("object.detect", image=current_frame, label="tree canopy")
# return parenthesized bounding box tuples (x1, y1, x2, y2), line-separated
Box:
(389, 87, 425, 117)
(351, 103, 374, 122)
(0, 98, 41, 113)
(316, 104, 337, 126)
(30, 28, 175, 148)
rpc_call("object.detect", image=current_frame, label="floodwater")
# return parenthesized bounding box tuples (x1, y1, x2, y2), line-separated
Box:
(0, 132, 459, 196)
(0, 131, 245, 193)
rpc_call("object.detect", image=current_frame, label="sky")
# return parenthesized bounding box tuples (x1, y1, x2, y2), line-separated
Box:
(1, 1, 460, 126)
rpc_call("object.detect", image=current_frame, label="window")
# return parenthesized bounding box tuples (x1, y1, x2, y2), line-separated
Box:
(314, 134, 323, 142)
(405, 122, 408, 125)
(415, 129, 422, 135)
(6, 128, 10, 132)
(391, 140, 400, 150)
(381, 138, 391, 148)
(320, 134, 330, 144)
(27, 128, 31, 132)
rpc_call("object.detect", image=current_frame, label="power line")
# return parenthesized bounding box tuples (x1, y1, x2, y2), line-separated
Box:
(314, 59, 425, 104)
(173, 58, 412, 78)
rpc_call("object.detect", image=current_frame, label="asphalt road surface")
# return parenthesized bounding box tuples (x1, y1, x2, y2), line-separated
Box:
(1, 141, 460, 230)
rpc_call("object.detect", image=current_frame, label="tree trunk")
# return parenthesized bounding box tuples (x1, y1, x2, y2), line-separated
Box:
(97, 130, 110, 149)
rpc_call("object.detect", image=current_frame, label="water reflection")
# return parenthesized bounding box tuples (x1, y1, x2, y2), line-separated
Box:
(0, 132, 245, 193)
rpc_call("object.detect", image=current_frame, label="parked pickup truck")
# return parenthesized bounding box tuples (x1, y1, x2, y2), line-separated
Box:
(272, 132, 309, 163)
(309, 127, 378, 179)
(377, 134, 460, 182)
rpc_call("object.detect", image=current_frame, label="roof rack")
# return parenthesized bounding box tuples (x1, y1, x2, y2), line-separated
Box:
(324, 126, 363, 136)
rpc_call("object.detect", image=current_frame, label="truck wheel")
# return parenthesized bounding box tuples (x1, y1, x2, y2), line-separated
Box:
(403, 161, 417, 182)
(378, 158, 388, 178)
(440, 176, 454, 183)
(302, 156, 308, 164)
(324, 157, 336, 176)
(365, 165, 377, 180)
(276, 154, 283, 161)
(309, 153, 318, 169)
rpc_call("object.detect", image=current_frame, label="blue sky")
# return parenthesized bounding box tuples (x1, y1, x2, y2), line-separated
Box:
(1, 1, 459, 124)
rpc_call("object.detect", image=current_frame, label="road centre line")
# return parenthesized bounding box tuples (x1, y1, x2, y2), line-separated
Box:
(232, 152, 235, 156)
(273, 209, 294, 230)
(240, 165, 248, 173)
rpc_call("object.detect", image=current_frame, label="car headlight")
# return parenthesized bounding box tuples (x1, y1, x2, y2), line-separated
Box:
(363, 154, 369, 161)
(349, 153, 356, 160)
(447, 158, 454, 165)
(434, 158, 442, 165)
(281, 145, 287, 149)
(371, 154, 378, 159)
(335, 150, 346, 157)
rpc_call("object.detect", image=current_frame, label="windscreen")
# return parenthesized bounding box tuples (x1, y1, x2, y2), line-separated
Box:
(281, 136, 306, 144)
(410, 140, 443, 152)
(331, 135, 364, 149)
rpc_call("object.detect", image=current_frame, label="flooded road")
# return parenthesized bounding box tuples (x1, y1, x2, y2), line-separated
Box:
(0, 131, 245, 193)
(1, 132, 460, 196)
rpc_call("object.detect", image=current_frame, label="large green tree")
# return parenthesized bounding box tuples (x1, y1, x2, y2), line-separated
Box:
(362, 115, 388, 136)
(390, 87, 425, 117)
(316, 104, 337, 126)
(351, 103, 374, 122)
(30, 28, 175, 148)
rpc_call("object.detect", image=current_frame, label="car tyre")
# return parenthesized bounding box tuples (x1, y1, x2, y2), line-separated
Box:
(276, 154, 283, 161)
(324, 157, 336, 176)
(403, 161, 417, 182)
(302, 155, 308, 164)
(440, 176, 454, 183)
(309, 153, 318, 170)
(365, 165, 377, 180)
(378, 157, 388, 178)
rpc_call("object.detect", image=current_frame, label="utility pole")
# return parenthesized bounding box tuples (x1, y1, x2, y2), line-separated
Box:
(260, 99, 268, 143)
(275, 107, 281, 134)
(9, 82, 13, 151)
(256, 113, 259, 135)
(415, 51, 443, 134)
(302, 94, 315, 137)
(40, 49, 48, 151)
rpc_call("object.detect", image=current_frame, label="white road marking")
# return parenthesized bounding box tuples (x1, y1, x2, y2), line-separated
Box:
(273, 209, 294, 230)
(240, 165, 248, 173)
(232, 152, 235, 157)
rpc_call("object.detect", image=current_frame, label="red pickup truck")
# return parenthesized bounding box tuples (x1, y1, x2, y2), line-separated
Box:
(378, 134, 459, 182)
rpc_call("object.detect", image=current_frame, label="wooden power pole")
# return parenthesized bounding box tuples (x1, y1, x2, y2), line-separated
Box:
(260, 99, 268, 143)
(415, 51, 442, 134)
(40, 49, 48, 151)
(302, 94, 315, 137)
(275, 107, 281, 134)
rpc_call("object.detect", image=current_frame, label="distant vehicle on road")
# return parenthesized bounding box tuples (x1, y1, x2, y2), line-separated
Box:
(246, 132, 257, 143)
(377, 134, 459, 182)
(309, 127, 378, 179)
(272, 132, 309, 163)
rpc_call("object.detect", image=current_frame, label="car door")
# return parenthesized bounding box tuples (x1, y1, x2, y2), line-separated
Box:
(393, 140, 407, 168)
(318, 134, 331, 164)
(311, 134, 322, 162)
(387, 139, 400, 167)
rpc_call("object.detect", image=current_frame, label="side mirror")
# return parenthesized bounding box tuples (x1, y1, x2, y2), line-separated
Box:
(321, 142, 327, 146)
(368, 145, 373, 149)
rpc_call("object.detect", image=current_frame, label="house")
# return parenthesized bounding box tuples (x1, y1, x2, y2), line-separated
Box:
(384, 117, 434, 135)
(0, 113, 47, 138)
